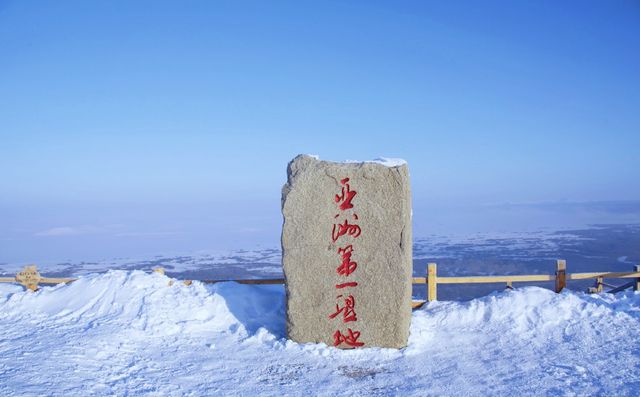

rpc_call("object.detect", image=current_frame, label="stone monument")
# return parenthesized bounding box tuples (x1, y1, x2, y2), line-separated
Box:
(281, 155, 412, 348)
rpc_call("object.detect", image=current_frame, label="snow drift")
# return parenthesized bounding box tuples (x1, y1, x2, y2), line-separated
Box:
(1, 271, 639, 396)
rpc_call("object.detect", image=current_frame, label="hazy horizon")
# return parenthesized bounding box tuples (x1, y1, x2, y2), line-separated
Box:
(2, 197, 640, 263)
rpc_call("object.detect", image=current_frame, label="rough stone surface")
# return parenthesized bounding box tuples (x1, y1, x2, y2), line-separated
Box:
(281, 155, 412, 349)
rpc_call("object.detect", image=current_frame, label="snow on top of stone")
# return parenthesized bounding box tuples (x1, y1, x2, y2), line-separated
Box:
(368, 157, 407, 167)
(306, 155, 407, 167)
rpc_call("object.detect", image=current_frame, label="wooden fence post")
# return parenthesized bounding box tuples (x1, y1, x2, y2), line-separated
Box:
(427, 263, 437, 302)
(596, 276, 604, 293)
(635, 265, 640, 292)
(555, 259, 566, 293)
(153, 267, 166, 275)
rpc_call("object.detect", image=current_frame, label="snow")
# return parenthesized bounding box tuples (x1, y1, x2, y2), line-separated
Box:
(368, 157, 407, 167)
(306, 155, 407, 168)
(1, 271, 640, 396)
(0, 248, 284, 277)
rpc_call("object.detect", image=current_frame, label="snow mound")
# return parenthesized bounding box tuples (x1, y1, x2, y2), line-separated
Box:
(1, 271, 640, 396)
(410, 287, 640, 352)
(0, 270, 284, 339)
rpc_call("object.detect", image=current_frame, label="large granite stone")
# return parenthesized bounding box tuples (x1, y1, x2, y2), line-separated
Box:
(281, 155, 412, 349)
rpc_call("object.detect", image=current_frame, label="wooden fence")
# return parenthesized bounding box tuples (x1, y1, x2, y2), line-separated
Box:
(2, 261, 639, 309)
(411, 260, 640, 308)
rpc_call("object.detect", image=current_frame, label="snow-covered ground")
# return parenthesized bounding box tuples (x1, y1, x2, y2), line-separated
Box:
(1, 271, 639, 396)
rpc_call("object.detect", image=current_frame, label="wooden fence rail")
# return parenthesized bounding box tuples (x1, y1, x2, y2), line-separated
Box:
(412, 261, 640, 305)
(1, 261, 639, 307)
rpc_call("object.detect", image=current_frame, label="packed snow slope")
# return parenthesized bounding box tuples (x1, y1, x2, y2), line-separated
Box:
(1, 271, 639, 396)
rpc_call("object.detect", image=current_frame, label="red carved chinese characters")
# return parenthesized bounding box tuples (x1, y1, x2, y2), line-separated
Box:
(329, 176, 364, 348)
(335, 282, 358, 289)
(331, 220, 361, 243)
(336, 245, 357, 276)
(335, 178, 357, 211)
(329, 294, 357, 322)
(333, 328, 364, 348)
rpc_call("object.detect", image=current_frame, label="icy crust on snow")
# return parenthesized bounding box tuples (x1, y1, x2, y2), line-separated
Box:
(1, 271, 640, 396)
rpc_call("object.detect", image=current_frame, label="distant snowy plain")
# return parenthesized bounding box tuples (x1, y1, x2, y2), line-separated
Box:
(3, 224, 638, 301)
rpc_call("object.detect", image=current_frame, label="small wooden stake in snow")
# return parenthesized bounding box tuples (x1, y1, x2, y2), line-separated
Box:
(153, 267, 176, 286)
(555, 259, 566, 293)
(635, 265, 640, 292)
(427, 263, 437, 302)
(16, 265, 41, 291)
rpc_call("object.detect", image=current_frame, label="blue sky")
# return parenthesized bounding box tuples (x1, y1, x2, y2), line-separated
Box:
(1, 1, 639, 262)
